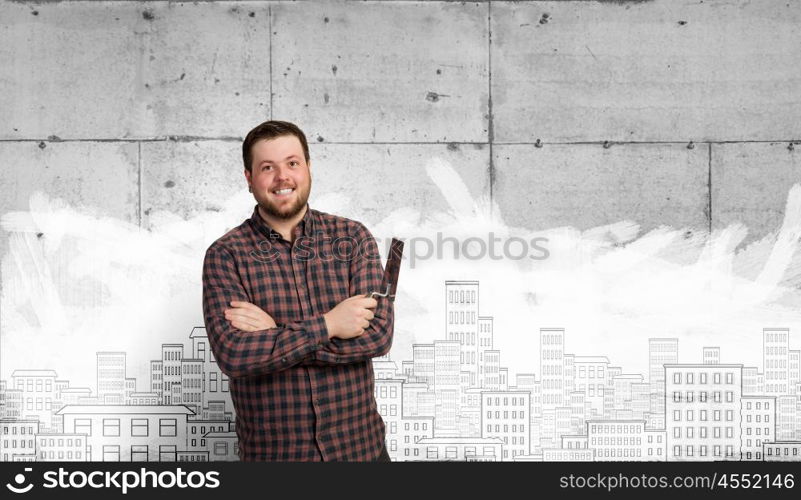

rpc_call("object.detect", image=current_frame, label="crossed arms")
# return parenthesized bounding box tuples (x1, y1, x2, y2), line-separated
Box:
(201, 223, 394, 379)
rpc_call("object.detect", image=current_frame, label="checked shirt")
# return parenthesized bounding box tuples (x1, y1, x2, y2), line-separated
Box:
(202, 204, 393, 461)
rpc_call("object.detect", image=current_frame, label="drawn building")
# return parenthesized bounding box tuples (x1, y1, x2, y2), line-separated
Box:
(649, 338, 678, 425)
(477, 316, 494, 388)
(35, 433, 87, 462)
(57, 405, 194, 461)
(412, 344, 434, 388)
(574, 356, 610, 418)
(446, 281, 480, 388)
(0, 419, 39, 461)
(397, 416, 434, 461)
(188, 327, 233, 420)
(433, 340, 460, 436)
(764, 328, 790, 396)
(96, 352, 126, 404)
(481, 390, 530, 460)
(764, 441, 801, 461)
(775, 395, 797, 441)
(742, 367, 762, 396)
(415, 436, 503, 461)
(204, 431, 238, 461)
(703, 347, 721, 365)
(741, 396, 775, 460)
(375, 378, 403, 455)
(160, 344, 183, 405)
(0, 381, 23, 420)
(540, 328, 565, 408)
(483, 350, 500, 390)
(11, 370, 58, 431)
(665, 364, 743, 461)
(402, 382, 432, 418)
(587, 420, 647, 461)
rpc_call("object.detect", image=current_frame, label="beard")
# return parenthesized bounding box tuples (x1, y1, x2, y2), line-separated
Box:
(258, 178, 312, 221)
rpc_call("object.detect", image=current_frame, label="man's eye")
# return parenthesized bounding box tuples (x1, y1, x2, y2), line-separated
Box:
(262, 165, 272, 171)
(289, 161, 298, 167)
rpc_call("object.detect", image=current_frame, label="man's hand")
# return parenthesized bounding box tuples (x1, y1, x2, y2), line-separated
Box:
(224, 301, 277, 332)
(323, 295, 377, 340)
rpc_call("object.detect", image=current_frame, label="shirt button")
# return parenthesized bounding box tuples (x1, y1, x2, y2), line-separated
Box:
(281, 357, 288, 364)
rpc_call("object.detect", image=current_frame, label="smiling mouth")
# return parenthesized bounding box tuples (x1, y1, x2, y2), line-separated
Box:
(272, 188, 295, 197)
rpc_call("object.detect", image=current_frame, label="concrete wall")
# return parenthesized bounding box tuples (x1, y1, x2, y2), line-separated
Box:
(2, 0, 799, 244)
(4, 2, 801, 459)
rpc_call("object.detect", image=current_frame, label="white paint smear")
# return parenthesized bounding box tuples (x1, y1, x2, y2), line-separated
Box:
(3, 160, 801, 387)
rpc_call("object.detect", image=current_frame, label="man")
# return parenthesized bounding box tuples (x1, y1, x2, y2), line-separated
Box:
(202, 120, 393, 461)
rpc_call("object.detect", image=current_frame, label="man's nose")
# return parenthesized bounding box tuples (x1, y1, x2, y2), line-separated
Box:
(274, 165, 291, 181)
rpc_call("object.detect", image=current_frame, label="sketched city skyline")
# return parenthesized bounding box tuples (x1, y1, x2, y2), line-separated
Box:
(2, 280, 801, 462)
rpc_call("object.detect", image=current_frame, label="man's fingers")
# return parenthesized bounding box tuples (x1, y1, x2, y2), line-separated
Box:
(364, 309, 375, 321)
(226, 308, 264, 322)
(350, 297, 378, 309)
(226, 311, 261, 328)
(225, 310, 252, 322)
(352, 294, 378, 303)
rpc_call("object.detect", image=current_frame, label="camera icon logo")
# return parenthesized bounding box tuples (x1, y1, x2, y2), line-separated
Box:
(5, 468, 34, 494)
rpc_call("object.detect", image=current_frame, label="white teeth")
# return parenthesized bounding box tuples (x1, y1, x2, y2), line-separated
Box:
(274, 188, 294, 195)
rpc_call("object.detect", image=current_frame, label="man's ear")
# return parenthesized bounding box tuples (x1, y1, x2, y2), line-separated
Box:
(244, 168, 253, 191)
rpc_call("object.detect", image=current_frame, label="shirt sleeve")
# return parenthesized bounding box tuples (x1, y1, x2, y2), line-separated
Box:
(310, 222, 394, 364)
(202, 243, 329, 378)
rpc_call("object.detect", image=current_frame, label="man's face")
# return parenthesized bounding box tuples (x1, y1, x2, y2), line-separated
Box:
(245, 135, 311, 221)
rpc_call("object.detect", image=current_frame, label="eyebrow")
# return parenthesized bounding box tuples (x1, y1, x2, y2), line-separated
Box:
(260, 155, 300, 164)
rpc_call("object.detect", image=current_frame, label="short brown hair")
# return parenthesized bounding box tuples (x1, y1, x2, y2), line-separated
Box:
(242, 120, 310, 172)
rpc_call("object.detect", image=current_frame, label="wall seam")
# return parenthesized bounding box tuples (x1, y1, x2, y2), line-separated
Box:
(488, 1, 494, 216)
(1, 139, 797, 145)
(707, 142, 713, 234)
(269, 3, 273, 119)
(138, 141, 143, 228)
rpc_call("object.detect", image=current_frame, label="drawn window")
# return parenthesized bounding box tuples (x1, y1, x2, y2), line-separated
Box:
(75, 419, 92, 435)
(131, 445, 148, 461)
(159, 419, 177, 437)
(131, 419, 149, 437)
(159, 445, 177, 462)
(103, 419, 120, 437)
(103, 445, 120, 462)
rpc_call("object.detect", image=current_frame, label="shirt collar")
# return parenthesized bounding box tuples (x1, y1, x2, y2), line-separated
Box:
(250, 203, 315, 240)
